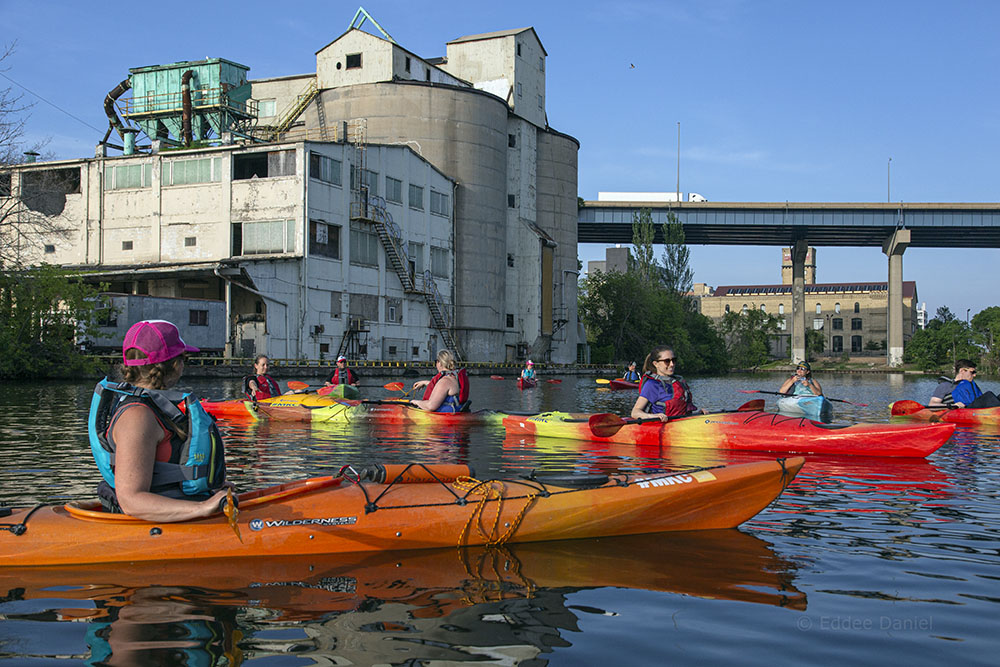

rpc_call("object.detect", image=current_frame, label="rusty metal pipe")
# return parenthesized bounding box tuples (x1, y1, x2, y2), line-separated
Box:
(103, 78, 131, 142)
(181, 70, 193, 146)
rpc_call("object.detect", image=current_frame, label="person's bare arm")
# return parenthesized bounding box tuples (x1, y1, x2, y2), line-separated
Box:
(410, 377, 455, 411)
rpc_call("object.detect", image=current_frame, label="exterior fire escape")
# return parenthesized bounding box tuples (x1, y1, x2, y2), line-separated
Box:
(346, 119, 463, 360)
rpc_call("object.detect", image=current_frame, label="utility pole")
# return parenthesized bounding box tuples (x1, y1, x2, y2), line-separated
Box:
(887, 157, 892, 202)
(676, 122, 681, 203)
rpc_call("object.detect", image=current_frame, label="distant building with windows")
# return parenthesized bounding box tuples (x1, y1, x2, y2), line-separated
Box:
(697, 248, 918, 358)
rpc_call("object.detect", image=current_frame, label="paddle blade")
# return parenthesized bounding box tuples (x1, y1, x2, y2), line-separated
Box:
(316, 385, 335, 396)
(738, 389, 761, 394)
(286, 381, 309, 390)
(588, 413, 627, 438)
(890, 400, 928, 416)
(546, 379, 562, 384)
(595, 378, 611, 384)
(224, 488, 242, 543)
(737, 399, 766, 411)
(383, 382, 405, 391)
(490, 375, 504, 380)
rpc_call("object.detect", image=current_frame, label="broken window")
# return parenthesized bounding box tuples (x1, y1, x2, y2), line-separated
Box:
(346, 53, 362, 69)
(233, 150, 295, 180)
(21, 167, 81, 215)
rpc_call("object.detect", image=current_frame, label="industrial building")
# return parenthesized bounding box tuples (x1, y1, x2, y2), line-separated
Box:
(0, 10, 581, 364)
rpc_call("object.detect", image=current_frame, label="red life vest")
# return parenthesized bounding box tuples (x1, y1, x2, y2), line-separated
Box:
(422, 368, 470, 403)
(328, 368, 357, 385)
(638, 373, 693, 417)
(244, 374, 280, 400)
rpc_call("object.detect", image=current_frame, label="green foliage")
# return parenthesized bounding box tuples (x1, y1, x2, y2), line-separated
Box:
(970, 306, 1000, 374)
(0, 265, 105, 379)
(806, 328, 825, 358)
(935, 306, 956, 323)
(660, 213, 694, 296)
(630, 208, 656, 283)
(578, 269, 726, 374)
(718, 308, 781, 369)
(903, 317, 978, 371)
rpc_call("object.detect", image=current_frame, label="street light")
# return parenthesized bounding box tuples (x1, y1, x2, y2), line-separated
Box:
(967, 308, 971, 325)
(887, 157, 892, 203)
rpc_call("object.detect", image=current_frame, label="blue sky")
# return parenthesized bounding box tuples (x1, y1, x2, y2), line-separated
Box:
(2, 0, 997, 320)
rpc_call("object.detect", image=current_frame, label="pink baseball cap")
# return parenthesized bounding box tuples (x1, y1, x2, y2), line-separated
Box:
(122, 320, 199, 366)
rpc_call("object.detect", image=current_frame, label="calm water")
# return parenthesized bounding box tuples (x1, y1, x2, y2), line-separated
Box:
(1, 372, 998, 665)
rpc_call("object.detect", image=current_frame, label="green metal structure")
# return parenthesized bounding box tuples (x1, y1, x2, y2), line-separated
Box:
(122, 58, 257, 146)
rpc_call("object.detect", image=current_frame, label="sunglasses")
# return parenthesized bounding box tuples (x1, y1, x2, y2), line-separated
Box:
(656, 357, 678, 363)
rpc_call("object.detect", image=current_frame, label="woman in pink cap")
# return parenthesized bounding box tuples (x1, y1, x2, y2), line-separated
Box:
(88, 320, 231, 521)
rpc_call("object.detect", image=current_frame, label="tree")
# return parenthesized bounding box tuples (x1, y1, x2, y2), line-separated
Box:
(806, 328, 826, 359)
(971, 306, 1000, 374)
(630, 207, 656, 283)
(718, 308, 781, 369)
(904, 318, 977, 371)
(935, 306, 956, 323)
(660, 213, 694, 297)
(0, 264, 105, 379)
(1, 41, 60, 270)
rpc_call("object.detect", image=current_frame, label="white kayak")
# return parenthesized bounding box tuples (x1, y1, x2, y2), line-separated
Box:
(776, 395, 834, 423)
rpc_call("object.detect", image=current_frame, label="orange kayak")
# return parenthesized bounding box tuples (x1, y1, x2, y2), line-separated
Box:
(0, 530, 805, 623)
(890, 399, 1000, 425)
(503, 410, 955, 457)
(0, 459, 802, 567)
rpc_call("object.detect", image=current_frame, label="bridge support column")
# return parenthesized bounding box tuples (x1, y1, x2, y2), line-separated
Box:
(882, 229, 910, 367)
(791, 239, 808, 364)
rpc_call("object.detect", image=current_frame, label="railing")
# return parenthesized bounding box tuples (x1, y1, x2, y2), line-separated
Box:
(122, 87, 256, 118)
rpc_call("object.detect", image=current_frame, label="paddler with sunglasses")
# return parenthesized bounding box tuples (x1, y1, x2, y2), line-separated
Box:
(631, 345, 707, 421)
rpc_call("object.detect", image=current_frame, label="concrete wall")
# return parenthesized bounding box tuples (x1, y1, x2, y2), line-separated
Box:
(306, 82, 510, 360)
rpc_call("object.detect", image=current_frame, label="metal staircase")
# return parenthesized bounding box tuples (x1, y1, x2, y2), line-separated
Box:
(346, 118, 463, 360)
(262, 78, 318, 141)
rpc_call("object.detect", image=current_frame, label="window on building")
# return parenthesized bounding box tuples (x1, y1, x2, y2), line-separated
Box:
(779, 318, 787, 330)
(816, 303, 822, 314)
(517, 82, 522, 97)
(105, 163, 153, 190)
(851, 335, 863, 352)
(517, 42, 522, 56)
(309, 153, 342, 185)
(350, 221, 380, 266)
(98, 307, 118, 328)
(832, 335, 843, 352)
(328, 291, 342, 319)
(386, 176, 402, 203)
(162, 157, 223, 185)
(122, 240, 133, 251)
(425, 68, 431, 81)
(833, 318, 843, 330)
(405, 56, 411, 73)
(408, 183, 423, 210)
(189, 309, 208, 326)
(854, 302, 860, 313)
(507, 253, 515, 267)
(257, 99, 276, 117)
(350, 167, 378, 197)
(320, 342, 330, 354)
(408, 242, 424, 274)
(0, 171, 10, 197)
(813, 318, 824, 330)
(349, 293, 378, 323)
(430, 246, 449, 279)
(309, 220, 341, 259)
(538, 94, 543, 109)
(508, 133, 516, 148)
(741, 304, 748, 314)
(232, 220, 295, 255)
(725, 304, 730, 313)
(43, 244, 55, 253)
(508, 194, 516, 208)
(539, 56, 544, 71)
(21, 167, 81, 205)
(852, 318, 863, 330)
(760, 304, 767, 313)
(346, 53, 362, 69)
(386, 298, 401, 323)
(778, 303, 784, 315)
(835, 302, 841, 314)
(430, 190, 449, 216)
(507, 313, 514, 328)
(184, 236, 196, 247)
(233, 150, 295, 180)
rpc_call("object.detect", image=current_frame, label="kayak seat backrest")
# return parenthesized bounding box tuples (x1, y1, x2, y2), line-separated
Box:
(809, 421, 852, 430)
(523, 473, 610, 489)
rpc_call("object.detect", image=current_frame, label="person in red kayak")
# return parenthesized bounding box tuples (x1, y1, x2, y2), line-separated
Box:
(631, 345, 705, 420)
(930, 359, 1000, 409)
(410, 349, 470, 412)
(88, 320, 232, 522)
(520, 360, 537, 381)
(622, 361, 640, 383)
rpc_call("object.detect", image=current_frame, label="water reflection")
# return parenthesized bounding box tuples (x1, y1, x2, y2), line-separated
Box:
(0, 531, 803, 664)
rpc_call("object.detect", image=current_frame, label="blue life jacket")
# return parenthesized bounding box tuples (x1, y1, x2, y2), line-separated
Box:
(951, 379, 984, 406)
(622, 369, 641, 382)
(88, 378, 226, 499)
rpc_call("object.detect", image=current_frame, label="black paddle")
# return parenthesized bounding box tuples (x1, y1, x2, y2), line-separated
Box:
(738, 389, 869, 407)
(588, 399, 765, 438)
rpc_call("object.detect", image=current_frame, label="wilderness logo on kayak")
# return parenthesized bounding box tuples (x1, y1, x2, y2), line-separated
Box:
(249, 516, 358, 530)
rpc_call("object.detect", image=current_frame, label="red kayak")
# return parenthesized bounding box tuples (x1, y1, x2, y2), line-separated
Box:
(503, 409, 956, 457)
(890, 400, 1000, 425)
(609, 378, 639, 390)
(517, 377, 538, 390)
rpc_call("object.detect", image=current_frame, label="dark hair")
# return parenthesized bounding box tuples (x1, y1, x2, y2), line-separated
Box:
(642, 345, 674, 375)
(955, 358, 977, 373)
(122, 349, 184, 390)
